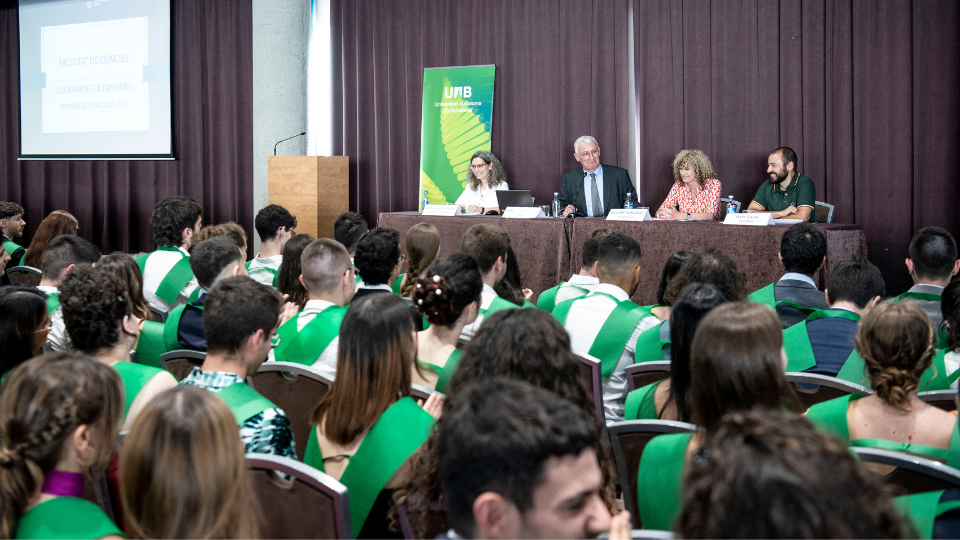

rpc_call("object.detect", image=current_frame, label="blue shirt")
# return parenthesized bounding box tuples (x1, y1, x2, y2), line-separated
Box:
(583, 164, 604, 217)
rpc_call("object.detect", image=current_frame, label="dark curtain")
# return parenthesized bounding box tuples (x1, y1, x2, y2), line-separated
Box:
(0, 0, 253, 255)
(634, 0, 960, 294)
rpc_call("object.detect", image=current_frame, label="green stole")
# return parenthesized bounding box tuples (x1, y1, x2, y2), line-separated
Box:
(14, 496, 123, 539)
(246, 260, 279, 279)
(748, 282, 777, 307)
(162, 304, 193, 351)
(134, 320, 167, 369)
(536, 282, 591, 313)
(273, 305, 347, 365)
(920, 349, 960, 392)
(135, 246, 195, 305)
(392, 273, 405, 295)
(417, 349, 463, 394)
(554, 292, 652, 378)
(45, 292, 60, 314)
(3, 239, 22, 266)
(480, 296, 535, 318)
(215, 381, 277, 425)
(893, 291, 949, 349)
(783, 309, 861, 374)
(635, 321, 669, 363)
(113, 361, 168, 415)
(303, 397, 435, 534)
(896, 490, 960, 540)
(636, 432, 692, 531)
(273, 265, 281, 287)
(624, 381, 659, 420)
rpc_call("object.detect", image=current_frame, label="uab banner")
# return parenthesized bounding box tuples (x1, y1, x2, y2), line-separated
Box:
(418, 65, 496, 210)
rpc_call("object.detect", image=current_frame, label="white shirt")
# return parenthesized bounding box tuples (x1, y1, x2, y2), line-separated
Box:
(945, 351, 960, 391)
(38, 285, 70, 352)
(560, 283, 660, 422)
(582, 165, 604, 217)
(454, 181, 510, 214)
(554, 274, 600, 305)
(268, 299, 341, 380)
(142, 246, 200, 313)
(247, 254, 283, 287)
(459, 284, 499, 342)
(356, 282, 393, 292)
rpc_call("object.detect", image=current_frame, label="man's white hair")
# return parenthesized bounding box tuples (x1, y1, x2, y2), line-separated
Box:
(573, 136, 599, 155)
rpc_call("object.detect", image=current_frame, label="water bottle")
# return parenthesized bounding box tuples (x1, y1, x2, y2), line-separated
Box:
(726, 195, 736, 215)
(552, 193, 560, 217)
(624, 192, 633, 210)
(422, 190, 429, 212)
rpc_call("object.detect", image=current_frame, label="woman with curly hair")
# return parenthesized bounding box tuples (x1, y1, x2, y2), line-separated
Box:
(453, 150, 509, 215)
(656, 149, 722, 221)
(806, 301, 959, 465)
(97, 253, 153, 322)
(21, 210, 79, 269)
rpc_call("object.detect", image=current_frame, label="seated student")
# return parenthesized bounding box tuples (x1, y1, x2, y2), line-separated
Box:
(354, 227, 425, 330)
(334, 211, 369, 262)
(459, 224, 528, 341)
(806, 301, 959, 466)
(650, 250, 692, 321)
(195, 222, 248, 261)
(0, 287, 49, 377)
(396, 222, 440, 296)
(304, 294, 442, 538)
(493, 245, 534, 306)
(22, 210, 78, 269)
(97, 253, 153, 322)
(59, 264, 178, 430)
(783, 256, 884, 379)
(0, 201, 26, 268)
(678, 409, 905, 539)
(554, 233, 660, 422)
(248, 204, 297, 287)
(178, 276, 297, 459)
(270, 238, 356, 378)
(120, 386, 258, 539)
(0, 242, 11, 285)
(36, 235, 101, 352)
(276, 233, 315, 309)
(537, 228, 612, 312)
(0, 352, 124, 540)
(636, 302, 801, 530)
(625, 283, 727, 421)
(937, 277, 960, 389)
(749, 222, 829, 327)
(411, 254, 482, 392)
(437, 378, 631, 540)
(138, 196, 202, 314)
(894, 227, 959, 341)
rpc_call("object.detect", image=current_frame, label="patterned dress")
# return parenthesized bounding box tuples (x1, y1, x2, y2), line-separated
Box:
(656, 178, 723, 220)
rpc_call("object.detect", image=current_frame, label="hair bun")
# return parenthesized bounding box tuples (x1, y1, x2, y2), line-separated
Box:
(412, 275, 458, 326)
(0, 446, 20, 467)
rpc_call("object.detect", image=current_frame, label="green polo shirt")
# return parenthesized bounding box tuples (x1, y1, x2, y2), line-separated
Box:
(751, 172, 816, 222)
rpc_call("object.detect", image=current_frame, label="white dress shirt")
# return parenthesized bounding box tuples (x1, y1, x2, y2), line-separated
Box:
(582, 165, 604, 217)
(459, 284, 499, 342)
(37, 285, 70, 352)
(142, 246, 200, 313)
(267, 299, 341, 380)
(454, 181, 510, 214)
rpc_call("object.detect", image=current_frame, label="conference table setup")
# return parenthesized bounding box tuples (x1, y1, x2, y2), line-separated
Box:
(378, 212, 867, 306)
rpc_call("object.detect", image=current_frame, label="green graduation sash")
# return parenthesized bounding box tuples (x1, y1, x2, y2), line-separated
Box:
(892, 292, 950, 349)
(636, 432, 692, 531)
(45, 291, 60, 314)
(3, 239, 22, 267)
(748, 282, 776, 307)
(216, 382, 277, 425)
(136, 246, 195, 305)
(113, 361, 168, 415)
(162, 304, 189, 351)
(273, 264, 281, 287)
(392, 273, 405, 295)
(536, 282, 591, 313)
(783, 309, 861, 373)
(15, 496, 123, 539)
(634, 321, 668, 363)
(918, 349, 960, 392)
(895, 490, 960, 540)
(426, 348, 463, 394)
(303, 397, 435, 534)
(134, 320, 168, 369)
(624, 382, 659, 420)
(273, 305, 347, 365)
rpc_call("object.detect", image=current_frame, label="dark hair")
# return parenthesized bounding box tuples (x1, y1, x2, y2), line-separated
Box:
(97, 253, 151, 321)
(401, 223, 441, 297)
(780, 222, 827, 276)
(22, 211, 78, 269)
(664, 248, 747, 304)
(580, 228, 613, 269)
(0, 287, 48, 376)
(333, 212, 368, 255)
(597, 233, 642, 278)
(150, 196, 202, 248)
(60, 265, 132, 352)
(459, 224, 510, 274)
(690, 302, 800, 432)
(908, 227, 958, 282)
(39, 235, 101, 280)
(189, 237, 243, 289)
(857, 301, 933, 409)
(656, 250, 692, 306)
(679, 409, 906, 539)
(826, 256, 885, 308)
(300, 238, 352, 294)
(942, 275, 960, 351)
(276, 234, 314, 309)
(664, 283, 727, 422)
(355, 228, 401, 286)
(773, 146, 798, 170)
(0, 202, 24, 221)
(254, 204, 297, 242)
(438, 378, 598, 538)
(493, 245, 525, 306)
(413, 254, 483, 326)
(203, 277, 282, 355)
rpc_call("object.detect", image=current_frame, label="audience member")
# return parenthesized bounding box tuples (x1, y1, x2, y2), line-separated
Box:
(354, 227, 424, 330)
(458, 224, 523, 341)
(555, 233, 660, 421)
(397, 222, 440, 297)
(248, 204, 297, 286)
(0, 201, 26, 268)
(493, 245, 532, 306)
(678, 409, 906, 539)
(304, 293, 441, 538)
(276, 233, 315, 309)
(651, 250, 692, 319)
(0, 287, 49, 376)
(537, 228, 613, 312)
(21, 210, 78, 269)
(749, 222, 829, 327)
(120, 386, 258, 539)
(0, 353, 123, 539)
(139, 196, 202, 313)
(59, 264, 177, 430)
(194, 222, 248, 261)
(333, 211, 369, 259)
(0, 243, 11, 284)
(178, 276, 297, 459)
(97, 252, 153, 322)
(937, 276, 960, 389)
(36, 234, 101, 352)
(895, 227, 959, 336)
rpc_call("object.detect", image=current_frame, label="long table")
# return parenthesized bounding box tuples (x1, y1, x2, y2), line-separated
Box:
(378, 212, 867, 305)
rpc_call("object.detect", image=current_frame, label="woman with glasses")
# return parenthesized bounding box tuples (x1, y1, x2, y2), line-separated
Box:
(454, 150, 509, 215)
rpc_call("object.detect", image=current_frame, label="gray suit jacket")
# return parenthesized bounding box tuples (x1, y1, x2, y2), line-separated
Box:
(559, 164, 638, 217)
(774, 279, 829, 328)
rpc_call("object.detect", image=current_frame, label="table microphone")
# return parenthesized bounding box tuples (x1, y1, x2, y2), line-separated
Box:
(274, 132, 306, 155)
(566, 170, 587, 218)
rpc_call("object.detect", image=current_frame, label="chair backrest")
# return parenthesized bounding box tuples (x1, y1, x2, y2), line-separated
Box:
(5, 265, 41, 286)
(919, 390, 958, 412)
(608, 419, 697, 528)
(250, 362, 334, 461)
(576, 355, 604, 421)
(410, 383, 446, 403)
(625, 361, 672, 392)
(246, 454, 352, 539)
(853, 447, 960, 495)
(149, 306, 168, 323)
(160, 349, 207, 381)
(814, 201, 835, 223)
(134, 320, 168, 369)
(784, 372, 871, 410)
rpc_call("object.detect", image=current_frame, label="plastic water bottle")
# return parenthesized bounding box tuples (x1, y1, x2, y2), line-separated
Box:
(726, 196, 736, 215)
(422, 190, 429, 212)
(624, 192, 633, 210)
(552, 193, 560, 217)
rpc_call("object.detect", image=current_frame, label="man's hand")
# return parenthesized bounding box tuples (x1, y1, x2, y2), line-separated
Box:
(774, 205, 797, 219)
(562, 204, 576, 217)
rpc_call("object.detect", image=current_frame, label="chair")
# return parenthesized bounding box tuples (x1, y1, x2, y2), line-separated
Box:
(814, 201, 835, 223)
(576, 354, 604, 421)
(608, 419, 697, 528)
(853, 447, 960, 495)
(246, 454, 352, 539)
(719, 197, 742, 218)
(5, 265, 41, 286)
(410, 383, 446, 402)
(919, 389, 958, 412)
(134, 320, 168, 369)
(149, 306, 168, 323)
(625, 361, 672, 393)
(160, 350, 206, 381)
(784, 372, 871, 410)
(250, 362, 333, 461)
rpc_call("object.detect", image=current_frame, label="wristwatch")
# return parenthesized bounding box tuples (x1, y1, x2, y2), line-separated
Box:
(686, 212, 691, 220)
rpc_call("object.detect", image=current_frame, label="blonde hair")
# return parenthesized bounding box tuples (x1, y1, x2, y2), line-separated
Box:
(672, 149, 716, 187)
(857, 301, 934, 409)
(401, 223, 441, 297)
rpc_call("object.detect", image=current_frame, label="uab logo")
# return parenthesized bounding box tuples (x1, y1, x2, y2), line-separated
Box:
(443, 86, 472, 99)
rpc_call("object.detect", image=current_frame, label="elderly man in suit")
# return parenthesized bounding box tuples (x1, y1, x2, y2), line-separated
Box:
(560, 136, 638, 217)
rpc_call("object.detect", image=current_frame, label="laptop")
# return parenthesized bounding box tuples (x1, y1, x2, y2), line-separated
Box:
(494, 190, 535, 212)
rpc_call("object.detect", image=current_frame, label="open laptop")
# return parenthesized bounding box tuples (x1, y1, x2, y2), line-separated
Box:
(494, 190, 534, 212)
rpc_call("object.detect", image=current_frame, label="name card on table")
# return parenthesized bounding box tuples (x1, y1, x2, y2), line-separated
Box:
(422, 204, 460, 217)
(502, 206, 546, 219)
(606, 209, 653, 221)
(723, 212, 774, 226)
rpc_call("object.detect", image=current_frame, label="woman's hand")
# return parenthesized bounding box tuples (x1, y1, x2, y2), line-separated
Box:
(419, 392, 444, 419)
(522, 288, 534, 302)
(467, 204, 482, 214)
(658, 208, 675, 220)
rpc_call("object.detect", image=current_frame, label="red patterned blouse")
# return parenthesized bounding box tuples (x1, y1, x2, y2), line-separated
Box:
(656, 178, 722, 221)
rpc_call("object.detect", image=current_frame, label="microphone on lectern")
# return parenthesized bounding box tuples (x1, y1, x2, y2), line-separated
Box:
(273, 132, 306, 155)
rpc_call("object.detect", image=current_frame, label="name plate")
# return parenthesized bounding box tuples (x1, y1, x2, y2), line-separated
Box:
(606, 209, 652, 221)
(723, 212, 774, 226)
(502, 206, 546, 218)
(422, 204, 460, 217)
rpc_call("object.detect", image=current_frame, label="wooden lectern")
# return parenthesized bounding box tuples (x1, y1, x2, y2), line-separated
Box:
(268, 156, 349, 239)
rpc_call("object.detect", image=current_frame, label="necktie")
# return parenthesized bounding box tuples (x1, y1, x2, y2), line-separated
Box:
(590, 173, 603, 217)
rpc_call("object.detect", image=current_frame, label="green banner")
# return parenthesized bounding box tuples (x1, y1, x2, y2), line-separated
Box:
(418, 65, 496, 210)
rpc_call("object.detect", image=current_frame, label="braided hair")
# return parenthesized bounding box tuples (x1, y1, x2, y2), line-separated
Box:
(857, 301, 934, 408)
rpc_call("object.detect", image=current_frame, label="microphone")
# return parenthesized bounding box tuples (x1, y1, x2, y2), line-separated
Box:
(566, 170, 587, 218)
(273, 132, 306, 155)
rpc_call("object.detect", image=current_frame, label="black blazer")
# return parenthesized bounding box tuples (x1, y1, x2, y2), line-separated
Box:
(774, 279, 829, 328)
(558, 164, 638, 217)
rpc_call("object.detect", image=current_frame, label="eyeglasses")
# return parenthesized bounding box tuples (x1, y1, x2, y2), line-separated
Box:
(470, 163, 488, 170)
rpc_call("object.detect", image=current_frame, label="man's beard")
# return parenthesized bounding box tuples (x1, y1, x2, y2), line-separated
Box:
(768, 170, 788, 184)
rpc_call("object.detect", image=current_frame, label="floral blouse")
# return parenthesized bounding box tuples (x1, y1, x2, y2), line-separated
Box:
(657, 178, 722, 221)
